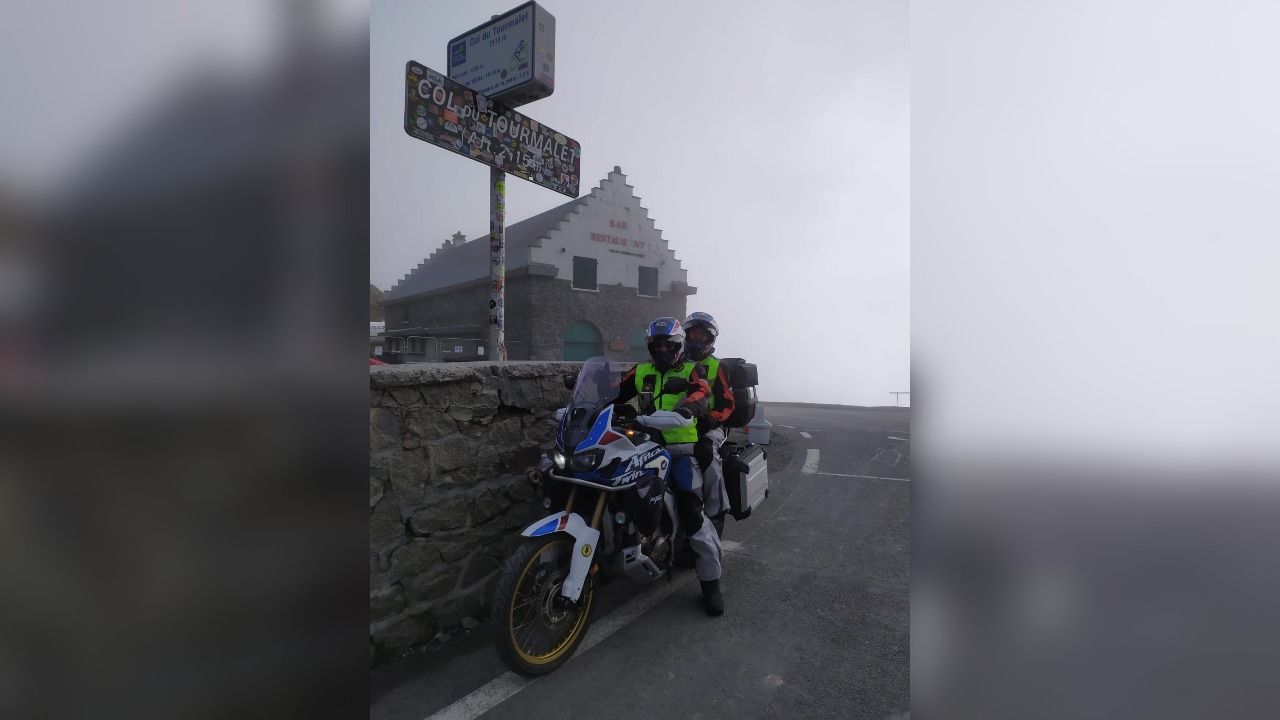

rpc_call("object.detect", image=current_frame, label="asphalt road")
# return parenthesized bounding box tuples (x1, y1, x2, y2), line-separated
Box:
(371, 404, 910, 720)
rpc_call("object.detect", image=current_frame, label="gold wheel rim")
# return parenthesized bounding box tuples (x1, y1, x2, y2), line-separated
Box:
(508, 539, 594, 666)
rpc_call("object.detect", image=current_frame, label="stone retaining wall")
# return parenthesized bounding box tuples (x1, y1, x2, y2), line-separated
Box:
(369, 361, 581, 661)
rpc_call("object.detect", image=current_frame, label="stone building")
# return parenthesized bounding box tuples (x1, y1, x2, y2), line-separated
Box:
(382, 167, 696, 361)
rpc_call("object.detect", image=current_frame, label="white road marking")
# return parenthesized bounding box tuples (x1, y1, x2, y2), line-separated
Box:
(424, 672, 527, 720)
(424, 573, 696, 720)
(801, 449, 820, 474)
(816, 471, 910, 482)
(721, 539, 744, 553)
(572, 575, 695, 657)
(799, 431, 812, 439)
(888, 436, 909, 441)
(777, 424, 795, 429)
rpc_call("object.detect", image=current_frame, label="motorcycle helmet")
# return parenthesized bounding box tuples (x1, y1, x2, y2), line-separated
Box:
(682, 311, 719, 362)
(645, 317, 685, 372)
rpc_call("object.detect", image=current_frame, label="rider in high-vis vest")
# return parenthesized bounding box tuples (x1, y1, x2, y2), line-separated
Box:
(613, 317, 726, 616)
(682, 312, 736, 537)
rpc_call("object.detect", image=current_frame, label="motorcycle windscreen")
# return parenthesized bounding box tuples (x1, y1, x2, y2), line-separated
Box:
(558, 356, 621, 451)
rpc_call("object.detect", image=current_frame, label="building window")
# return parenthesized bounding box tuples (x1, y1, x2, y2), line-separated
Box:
(392, 304, 409, 325)
(572, 256, 598, 290)
(638, 266, 659, 297)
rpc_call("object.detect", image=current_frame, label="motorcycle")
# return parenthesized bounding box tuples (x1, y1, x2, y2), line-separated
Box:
(492, 356, 694, 676)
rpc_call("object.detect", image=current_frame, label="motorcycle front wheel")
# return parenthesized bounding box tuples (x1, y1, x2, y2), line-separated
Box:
(492, 535, 596, 676)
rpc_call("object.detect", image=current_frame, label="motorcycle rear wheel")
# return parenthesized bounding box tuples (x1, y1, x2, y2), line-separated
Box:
(492, 535, 596, 676)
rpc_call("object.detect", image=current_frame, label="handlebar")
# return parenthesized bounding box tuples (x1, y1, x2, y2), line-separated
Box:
(634, 409, 695, 430)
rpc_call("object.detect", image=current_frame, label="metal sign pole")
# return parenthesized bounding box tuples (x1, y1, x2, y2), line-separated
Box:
(489, 167, 507, 361)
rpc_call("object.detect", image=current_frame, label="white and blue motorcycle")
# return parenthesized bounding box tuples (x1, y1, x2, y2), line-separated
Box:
(492, 357, 694, 676)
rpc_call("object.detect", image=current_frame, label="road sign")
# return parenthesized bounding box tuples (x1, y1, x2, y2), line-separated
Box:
(447, 1, 555, 106)
(404, 61, 580, 198)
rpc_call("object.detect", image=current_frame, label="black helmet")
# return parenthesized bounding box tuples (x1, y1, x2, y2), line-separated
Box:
(645, 317, 685, 372)
(682, 311, 719, 362)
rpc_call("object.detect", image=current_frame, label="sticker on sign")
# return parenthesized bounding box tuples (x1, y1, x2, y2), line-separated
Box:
(404, 60, 581, 197)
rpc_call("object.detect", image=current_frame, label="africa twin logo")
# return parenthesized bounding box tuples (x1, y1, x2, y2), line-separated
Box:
(625, 448, 663, 471)
(614, 448, 668, 486)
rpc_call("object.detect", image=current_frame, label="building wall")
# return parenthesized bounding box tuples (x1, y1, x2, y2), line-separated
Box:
(525, 275, 687, 361)
(386, 273, 687, 361)
(528, 168, 689, 294)
(383, 170, 694, 361)
(504, 274, 535, 360)
(390, 281, 488, 332)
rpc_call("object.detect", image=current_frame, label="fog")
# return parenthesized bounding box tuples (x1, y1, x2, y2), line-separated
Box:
(371, 0, 910, 406)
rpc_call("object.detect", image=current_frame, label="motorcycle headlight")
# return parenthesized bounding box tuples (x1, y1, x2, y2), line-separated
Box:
(569, 449, 603, 472)
(551, 450, 566, 469)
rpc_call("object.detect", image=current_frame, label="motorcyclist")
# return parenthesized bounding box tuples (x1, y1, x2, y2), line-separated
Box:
(613, 317, 726, 616)
(683, 312, 736, 537)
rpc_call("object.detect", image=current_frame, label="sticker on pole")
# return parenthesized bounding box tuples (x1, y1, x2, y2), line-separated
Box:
(404, 60, 580, 198)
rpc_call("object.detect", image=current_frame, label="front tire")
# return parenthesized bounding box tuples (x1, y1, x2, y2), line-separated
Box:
(492, 535, 596, 676)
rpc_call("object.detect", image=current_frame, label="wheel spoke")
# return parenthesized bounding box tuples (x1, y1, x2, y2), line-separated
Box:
(506, 537, 590, 662)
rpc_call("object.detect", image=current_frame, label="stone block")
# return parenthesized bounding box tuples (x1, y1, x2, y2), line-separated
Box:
(386, 450, 430, 506)
(369, 408, 403, 451)
(489, 416, 526, 448)
(471, 489, 503, 526)
(471, 514, 509, 545)
(504, 501, 546, 530)
(482, 535, 524, 564)
(389, 387, 423, 408)
(370, 497, 405, 550)
(410, 494, 471, 534)
(501, 446, 540, 475)
(459, 549, 502, 588)
(405, 410, 459, 442)
(523, 417, 558, 444)
(371, 614, 428, 655)
(465, 438, 500, 466)
(505, 474, 537, 502)
(370, 548, 391, 591)
(453, 386, 501, 416)
(496, 376, 544, 409)
(370, 475, 385, 509)
(426, 435, 471, 473)
(403, 561, 462, 602)
(370, 585, 406, 623)
(457, 421, 487, 439)
(446, 405, 475, 423)
(389, 538, 444, 582)
(429, 583, 488, 630)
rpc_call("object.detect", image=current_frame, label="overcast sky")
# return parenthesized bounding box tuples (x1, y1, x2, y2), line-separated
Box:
(372, 0, 909, 407)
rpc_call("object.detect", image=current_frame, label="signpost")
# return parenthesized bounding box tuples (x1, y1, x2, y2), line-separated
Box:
(402, 3, 573, 363)
(403, 62, 580, 197)
(447, 1, 556, 105)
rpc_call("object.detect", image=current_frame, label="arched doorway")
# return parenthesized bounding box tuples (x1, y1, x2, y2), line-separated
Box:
(563, 320, 603, 360)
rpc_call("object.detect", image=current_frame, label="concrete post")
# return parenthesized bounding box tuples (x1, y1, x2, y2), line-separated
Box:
(489, 167, 507, 361)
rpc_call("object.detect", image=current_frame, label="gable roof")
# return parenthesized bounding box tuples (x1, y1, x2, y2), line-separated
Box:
(385, 190, 587, 301)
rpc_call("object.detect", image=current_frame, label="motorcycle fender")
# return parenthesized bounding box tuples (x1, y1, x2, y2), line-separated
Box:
(521, 511, 570, 538)
(520, 511, 600, 603)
